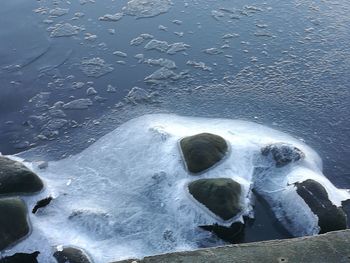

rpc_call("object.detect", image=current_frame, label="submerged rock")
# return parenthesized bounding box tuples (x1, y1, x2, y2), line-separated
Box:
(0, 156, 43, 195)
(188, 178, 242, 220)
(295, 179, 347, 234)
(261, 143, 304, 167)
(0, 198, 30, 250)
(0, 251, 39, 263)
(200, 222, 245, 243)
(53, 247, 92, 263)
(180, 133, 228, 173)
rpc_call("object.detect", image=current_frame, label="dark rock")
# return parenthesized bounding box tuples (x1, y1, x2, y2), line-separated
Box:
(261, 143, 304, 167)
(0, 156, 43, 195)
(53, 247, 92, 263)
(0, 251, 39, 263)
(0, 198, 30, 250)
(295, 179, 347, 234)
(32, 196, 53, 214)
(200, 222, 245, 243)
(188, 178, 242, 220)
(180, 133, 228, 173)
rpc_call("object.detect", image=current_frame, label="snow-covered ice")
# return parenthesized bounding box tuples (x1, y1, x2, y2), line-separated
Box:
(6, 114, 350, 263)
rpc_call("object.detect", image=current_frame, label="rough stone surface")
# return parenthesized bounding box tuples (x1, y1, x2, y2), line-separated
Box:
(261, 143, 304, 167)
(188, 178, 241, 220)
(295, 179, 347, 234)
(112, 230, 350, 263)
(200, 222, 245, 244)
(0, 156, 43, 195)
(0, 251, 40, 263)
(53, 247, 92, 263)
(0, 198, 30, 250)
(180, 133, 228, 173)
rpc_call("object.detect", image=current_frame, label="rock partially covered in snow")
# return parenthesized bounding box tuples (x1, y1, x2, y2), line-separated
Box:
(295, 179, 347, 234)
(261, 143, 304, 167)
(0, 198, 30, 250)
(0, 251, 40, 263)
(0, 156, 43, 195)
(180, 133, 228, 173)
(53, 247, 92, 263)
(189, 178, 242, 220)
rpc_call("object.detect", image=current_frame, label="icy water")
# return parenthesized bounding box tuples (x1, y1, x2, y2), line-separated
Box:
(0, 0, 349, 261)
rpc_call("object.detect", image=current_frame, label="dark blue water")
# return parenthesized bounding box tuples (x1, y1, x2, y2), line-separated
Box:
(0, 0, 349, 250)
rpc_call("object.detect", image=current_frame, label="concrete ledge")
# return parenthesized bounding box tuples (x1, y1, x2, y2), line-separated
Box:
(112, 230, 350, 263)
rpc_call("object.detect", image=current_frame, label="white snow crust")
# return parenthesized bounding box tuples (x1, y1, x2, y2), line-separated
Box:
(5, 114, 350, 262)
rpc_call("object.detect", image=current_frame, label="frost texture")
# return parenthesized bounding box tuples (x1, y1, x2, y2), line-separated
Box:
(7, 114, 350, 263)
(80, 57, 114, 78)
(123, 0, 173, 18)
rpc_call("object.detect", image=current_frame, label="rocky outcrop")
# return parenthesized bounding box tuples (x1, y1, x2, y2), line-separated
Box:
(53, 247, 93, 263)
(0, 198, 30, 250)
(0, 156, 43, 195)
(0, 251, 40, 263)
(180, 133, 228, 173)
(295, 179, 347, 233)
(188, 178, 242, 220)
(261, 143, 304, 167)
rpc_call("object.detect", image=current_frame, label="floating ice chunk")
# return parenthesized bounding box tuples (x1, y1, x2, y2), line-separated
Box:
(107, 85, 117, 93)
(99, 13, 123, 22)
(125, 87, 152, 104)
(80, 57, 114, 78)
(49, 23, 80, 38)
(144, 39, 169, 52)
(144, 67, 176, 81)
(134, 53, 144, 62)
(84, 33, 97, 41)
(211, 10, 225, 20)
(63, 99, 93, 109)
(203, 48, 223, 55)
(144, 58, 176, 69)
(222, 33, 239, 39)
(172, 20, 182, 25)
(167, 42, 190, 55)
(158, 25, 167, 31)
(86, 87, 98, 96)
(130, 34, 154, 46)
(186, 60, 212, 71)
(49, 8, 69, 17)
(123, 0, 173, 18)
(113, 51, 127, 58)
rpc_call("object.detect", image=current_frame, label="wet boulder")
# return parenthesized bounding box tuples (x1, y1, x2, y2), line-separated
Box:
(0, 251, 40, 263)
(0, 198, 30, 250)
(261, 143, 304, 167)
(180, 133, 228, 173)
(0, 156, 43, 195)
(200, 222, 245, 243)
(53, 247, 92, 263)
(295, 179, 347, 234)
(188, 178, 242, 220)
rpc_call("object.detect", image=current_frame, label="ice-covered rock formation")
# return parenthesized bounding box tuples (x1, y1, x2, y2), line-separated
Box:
(1, 114, 349, 263)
